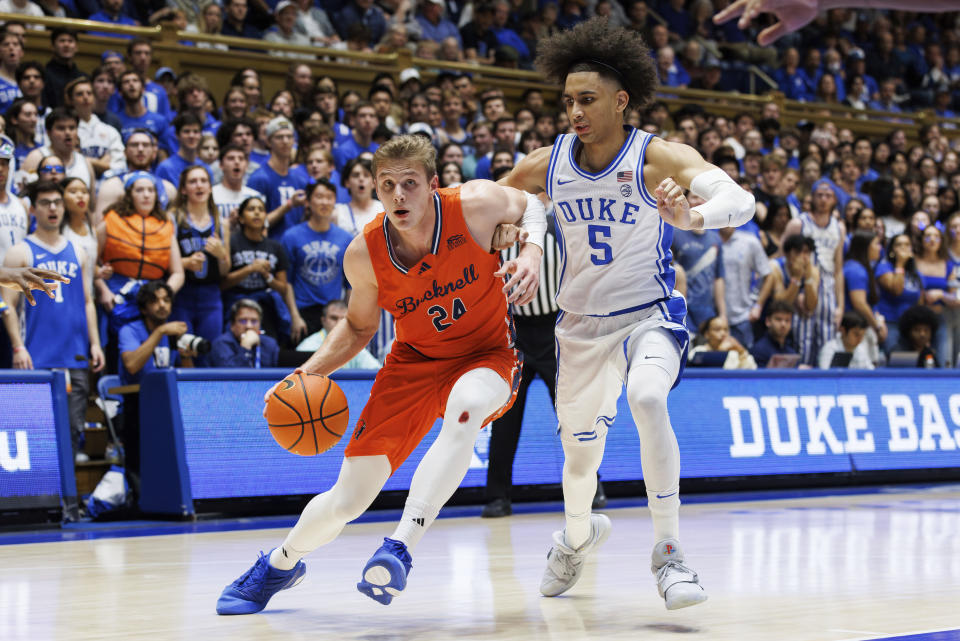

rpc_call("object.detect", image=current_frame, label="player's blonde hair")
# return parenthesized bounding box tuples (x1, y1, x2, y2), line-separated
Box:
(372, 134, 437, 182)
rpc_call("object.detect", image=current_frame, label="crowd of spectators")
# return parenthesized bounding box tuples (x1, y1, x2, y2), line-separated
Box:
(0, 6, 958, 467)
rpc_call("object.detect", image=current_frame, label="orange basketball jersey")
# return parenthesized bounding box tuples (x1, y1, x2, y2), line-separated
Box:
(364, 187, 514, 359)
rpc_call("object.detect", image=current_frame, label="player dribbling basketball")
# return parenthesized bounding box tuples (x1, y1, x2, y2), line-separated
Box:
(216, 134, 547, 614)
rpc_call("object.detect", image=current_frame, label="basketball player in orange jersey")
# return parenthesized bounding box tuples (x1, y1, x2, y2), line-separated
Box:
(216, 134, 547, 615)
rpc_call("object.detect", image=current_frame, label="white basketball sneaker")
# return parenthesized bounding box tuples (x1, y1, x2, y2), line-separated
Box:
(650, 538, 707, 610)
(540, 513, 612, 597)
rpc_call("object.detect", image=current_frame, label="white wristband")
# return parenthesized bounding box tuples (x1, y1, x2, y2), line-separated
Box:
(520, 192, 547, 250)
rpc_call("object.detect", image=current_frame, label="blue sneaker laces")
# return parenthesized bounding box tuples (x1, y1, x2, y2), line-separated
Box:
(230, 552, 272, 599)
(381, 538, 413, 572)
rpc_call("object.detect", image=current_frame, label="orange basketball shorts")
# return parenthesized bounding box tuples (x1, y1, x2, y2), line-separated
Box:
(344, 341, 521, 471)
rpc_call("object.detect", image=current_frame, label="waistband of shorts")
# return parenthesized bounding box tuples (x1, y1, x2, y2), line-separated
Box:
(584, 297, 669, 318)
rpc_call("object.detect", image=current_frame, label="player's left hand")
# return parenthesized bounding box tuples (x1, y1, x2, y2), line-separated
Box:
(495, 250, 540, 305)
(490, 223, 528, 251)
(655, 178, 701, 230)
(89, 345, 105, 373)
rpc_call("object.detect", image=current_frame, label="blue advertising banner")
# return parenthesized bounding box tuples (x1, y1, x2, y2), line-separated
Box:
(171, 370, 960, 504)
(0, 371, 75, 511)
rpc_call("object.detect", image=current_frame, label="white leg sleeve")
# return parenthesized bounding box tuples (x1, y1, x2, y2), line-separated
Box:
(626, 329, 682, 544)
(391, 367, 510, 551)
(561, 436, 606, 549)
(270, 454, 391, 570)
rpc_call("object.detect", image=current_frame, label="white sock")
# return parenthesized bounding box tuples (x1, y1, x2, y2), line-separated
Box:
(564, 509, 592, 550)
(646, 487, 680, 543)
(391, 497, 440, 551)
(270, 543, 309, 571)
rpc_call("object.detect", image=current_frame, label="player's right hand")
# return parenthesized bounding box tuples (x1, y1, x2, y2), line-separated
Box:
(490, 223, 528, 251)
(713, 0, 819, 47)
(656, 177, 699, 230)
(0, 266, 68, 306)
(263, 368, 305, 417)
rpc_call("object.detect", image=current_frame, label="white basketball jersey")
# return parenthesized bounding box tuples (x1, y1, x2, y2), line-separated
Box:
(799, 212, 842, 276)
(547, 128, 675, 316)
(0, 195, 28, 262)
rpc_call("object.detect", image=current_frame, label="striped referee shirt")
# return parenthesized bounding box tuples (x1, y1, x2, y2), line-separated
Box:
(500, 213, 560, 317)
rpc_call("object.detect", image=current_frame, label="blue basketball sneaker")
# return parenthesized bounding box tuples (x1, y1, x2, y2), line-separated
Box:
(216, 550, 306, 615)
(356, 537, 413, 605)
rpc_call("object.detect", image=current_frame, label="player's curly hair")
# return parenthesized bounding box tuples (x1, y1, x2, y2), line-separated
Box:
(535, 17, 658, 112)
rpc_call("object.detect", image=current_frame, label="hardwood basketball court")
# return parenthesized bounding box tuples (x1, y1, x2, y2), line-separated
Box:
(2, 486, 958, 641)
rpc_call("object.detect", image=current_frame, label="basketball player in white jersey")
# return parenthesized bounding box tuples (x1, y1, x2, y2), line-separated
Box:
(501, 18, 755, 610)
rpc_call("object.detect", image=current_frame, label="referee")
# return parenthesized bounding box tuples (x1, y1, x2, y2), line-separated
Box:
(482, 212, 606, 517)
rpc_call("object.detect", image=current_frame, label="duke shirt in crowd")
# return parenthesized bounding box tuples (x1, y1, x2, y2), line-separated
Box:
(281, 221, 352, 309)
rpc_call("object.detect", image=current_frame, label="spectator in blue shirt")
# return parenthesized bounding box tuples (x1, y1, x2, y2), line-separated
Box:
(656, 46, 689, 88)
(491, 0, 529, 63)
(774, 47, 807, 101)
(116, 69, 169, 141)
(118, 281, 195, 385)
(416, 0, 461, 47)
(247, 116, 310, 239)
(751, 300, 798, 368)
(208, 298, 279, 368)
(672, 221, 726, 335)
(877, 233, 924, 353)
(335, 0, 387, 47)
(156, 112, 213, 187)
(332, 101, 379, 171)
(0, 31, 23, 116)
(105, 39, 172, 119)
(796, 48, 822, 102)
(87, 0, 137, 38)
(281, 178, 353, 335)
(868, 79, 903, 113)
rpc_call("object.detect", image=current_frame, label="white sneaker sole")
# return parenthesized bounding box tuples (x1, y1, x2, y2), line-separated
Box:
(665, 585, 708, 610)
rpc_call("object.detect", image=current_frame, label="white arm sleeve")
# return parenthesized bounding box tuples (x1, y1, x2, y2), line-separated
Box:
(688, 168, 756, 230)
(519, 191, 547, 251)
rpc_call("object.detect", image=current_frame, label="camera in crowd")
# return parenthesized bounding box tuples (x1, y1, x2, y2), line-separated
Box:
(177, 333, 212, 355)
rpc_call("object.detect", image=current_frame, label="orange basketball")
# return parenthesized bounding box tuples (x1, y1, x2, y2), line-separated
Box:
(265, 373, 349, 456)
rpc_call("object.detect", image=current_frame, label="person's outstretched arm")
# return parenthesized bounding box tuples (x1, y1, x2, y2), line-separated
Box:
(714, 0, 959, 47)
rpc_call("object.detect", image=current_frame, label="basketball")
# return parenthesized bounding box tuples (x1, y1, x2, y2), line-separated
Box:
(265, 372, 349, 456)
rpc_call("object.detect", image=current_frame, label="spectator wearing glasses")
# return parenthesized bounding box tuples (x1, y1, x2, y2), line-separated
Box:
(877, 233, 924, 354)
(209, 298, 279, 368)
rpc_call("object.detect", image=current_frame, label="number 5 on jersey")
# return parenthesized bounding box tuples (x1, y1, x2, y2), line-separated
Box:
(428, 297, 467, 332)
(588, 224, 612, 265)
